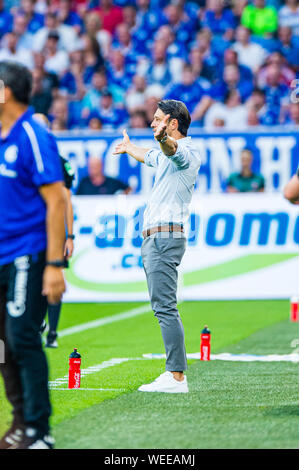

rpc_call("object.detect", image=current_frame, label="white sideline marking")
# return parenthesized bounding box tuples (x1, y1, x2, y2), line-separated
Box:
(59, 304, 152, 338)
(50, 351, 299, 392)
(49, 357, 144, 389)
(50, 387, 125, 391)
(143, 352, 299, 363)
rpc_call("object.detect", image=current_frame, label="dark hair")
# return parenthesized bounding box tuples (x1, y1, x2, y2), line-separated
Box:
(157, 99, 191, 136)
(224, 89, 240, 104)
(252, 87, 265, 97)
(241, 148, 253, 157)
(0, 61, 32, 105)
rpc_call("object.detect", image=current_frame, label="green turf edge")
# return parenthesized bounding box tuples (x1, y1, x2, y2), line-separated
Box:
(53, 316, 299, 449)
(0, 300, 292, 448)
(66, 252, 299, 292)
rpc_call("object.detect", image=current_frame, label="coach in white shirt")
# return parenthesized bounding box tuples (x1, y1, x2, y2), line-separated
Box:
(114, 100, 201, 394)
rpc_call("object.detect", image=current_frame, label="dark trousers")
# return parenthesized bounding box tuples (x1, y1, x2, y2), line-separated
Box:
(0, 252, 51, 435)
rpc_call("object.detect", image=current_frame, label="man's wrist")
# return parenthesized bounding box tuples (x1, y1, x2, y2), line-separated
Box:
(125, 142, 134, 156)
(46, 259, 68, 268)
(157, 134, 168, 144)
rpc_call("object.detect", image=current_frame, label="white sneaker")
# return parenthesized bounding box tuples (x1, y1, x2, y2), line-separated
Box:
(138, 371, 189, 393)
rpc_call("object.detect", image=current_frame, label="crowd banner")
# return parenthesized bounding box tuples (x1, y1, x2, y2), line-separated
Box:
(56, 129, 299, 195)
(64, 194, 299, 302)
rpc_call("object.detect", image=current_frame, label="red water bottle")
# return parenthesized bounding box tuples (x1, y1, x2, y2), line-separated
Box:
(68, 348, 81, 389)
(290, 296, 299, 322)
(200, 326, 211, 361)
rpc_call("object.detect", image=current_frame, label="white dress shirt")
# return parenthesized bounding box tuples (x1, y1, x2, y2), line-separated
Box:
(143, 136, 201, 231)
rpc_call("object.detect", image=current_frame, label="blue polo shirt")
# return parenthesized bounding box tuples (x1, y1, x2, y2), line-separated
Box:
(203, 8, 236, 36)
(0, 109, 63, 266)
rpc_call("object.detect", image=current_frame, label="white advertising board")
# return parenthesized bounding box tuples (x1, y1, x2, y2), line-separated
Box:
(64, 194, 299, 302)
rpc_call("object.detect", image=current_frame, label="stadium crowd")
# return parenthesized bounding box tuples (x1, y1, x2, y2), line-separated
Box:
(1, 0, 299, 131)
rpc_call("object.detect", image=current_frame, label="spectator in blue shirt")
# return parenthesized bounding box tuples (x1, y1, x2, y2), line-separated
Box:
(56, 0, 83, 34)
(135, 0, 167, 48)
(59, 49, 94, 99)
(88, 89, 129, 129)
(20, 0, 44, 35)
(191, 27, 222, 82)
(261, 63, 290, 124)
(112, 23, 140, 65)
(164, 63, 211, 114)
(80, 69, 109, 120)
(189, 47, 218, 84)
(153, 25, 188, 83)
(202, 0, 236, 41)
(155, 25, 188, 61)
(49, 95, 80, 129)
(145, 40, 173, 87)
(246, 88, 279, 126)
(284, 102, 299, 125)
(222, 48, 253, 82)
(211, 64, 254, 103)
(164, 3, 197, 46)
(106, 49, 135, 94)
(278, 25, 299, 69)
(0, 0, 13, 38)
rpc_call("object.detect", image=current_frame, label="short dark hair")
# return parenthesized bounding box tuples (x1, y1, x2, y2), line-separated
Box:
(0, 61, 32, 105)
(241, 148, 253, 157)
(157, 99, 191, 136)
(252, 88, 266, 99)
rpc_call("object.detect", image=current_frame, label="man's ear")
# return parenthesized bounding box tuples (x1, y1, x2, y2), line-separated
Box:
(3, 87, 12, 103)
(170, 118, 178, 131)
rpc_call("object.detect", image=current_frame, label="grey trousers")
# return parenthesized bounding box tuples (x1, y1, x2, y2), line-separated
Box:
(141, 233, 187, 372)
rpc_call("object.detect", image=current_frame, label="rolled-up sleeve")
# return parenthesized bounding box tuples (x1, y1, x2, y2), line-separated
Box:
(144, 148, 161, 168)
(167, 141, 191, 169)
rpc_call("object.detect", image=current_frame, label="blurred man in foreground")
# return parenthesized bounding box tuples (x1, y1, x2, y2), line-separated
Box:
(0, 61, 66, 449)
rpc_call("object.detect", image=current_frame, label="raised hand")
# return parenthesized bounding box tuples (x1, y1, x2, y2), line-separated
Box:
(154, 114, 170, 142)
(113, 129, 130, 155)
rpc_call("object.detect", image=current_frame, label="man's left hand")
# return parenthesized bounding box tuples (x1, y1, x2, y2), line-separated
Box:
(154, 114, 170, 142)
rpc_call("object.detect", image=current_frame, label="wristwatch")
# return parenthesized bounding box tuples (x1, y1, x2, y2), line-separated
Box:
(67, 234, 75, 240)
(297, 166, 299, 178)
(157, 134, 168, 144)
(46, 259, 69, 268)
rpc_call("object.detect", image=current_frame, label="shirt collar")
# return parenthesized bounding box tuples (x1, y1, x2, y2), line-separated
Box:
(0, 107, 33, 142)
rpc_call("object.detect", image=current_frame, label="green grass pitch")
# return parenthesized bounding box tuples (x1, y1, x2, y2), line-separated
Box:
(1, 300, 299, 449)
